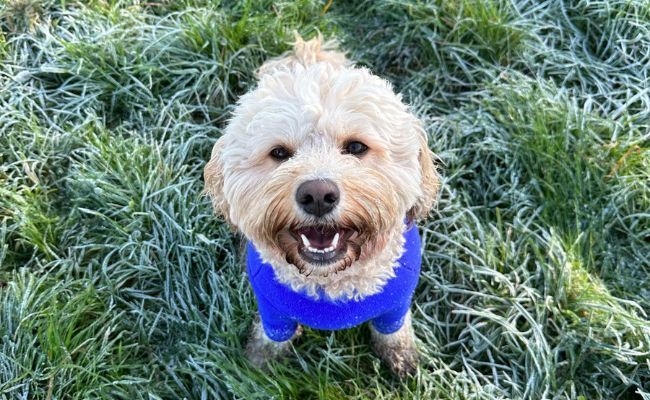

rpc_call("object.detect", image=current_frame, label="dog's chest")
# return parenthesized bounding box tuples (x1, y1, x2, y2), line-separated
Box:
(245, 225, 422, 331)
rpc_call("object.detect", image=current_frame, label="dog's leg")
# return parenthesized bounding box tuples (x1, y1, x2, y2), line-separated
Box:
(245, 317, 301, 368)
(370, 310, 418, 377)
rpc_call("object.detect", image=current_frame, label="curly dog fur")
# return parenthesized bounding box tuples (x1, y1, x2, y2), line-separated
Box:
(204, 34, 439, 376)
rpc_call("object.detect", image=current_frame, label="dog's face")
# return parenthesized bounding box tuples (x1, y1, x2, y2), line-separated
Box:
(205, 44, 438, 291)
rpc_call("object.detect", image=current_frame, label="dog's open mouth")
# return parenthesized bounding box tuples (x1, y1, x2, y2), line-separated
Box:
(292, 225, 352, 264)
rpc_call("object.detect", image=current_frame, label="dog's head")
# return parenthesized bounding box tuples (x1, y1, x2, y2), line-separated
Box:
(204, 35, 438, 291)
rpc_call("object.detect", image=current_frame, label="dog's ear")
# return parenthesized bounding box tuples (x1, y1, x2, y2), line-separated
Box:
(407, 122, 440, 222)
(257, 32, 350, 77)
(203, 137, 232, 226)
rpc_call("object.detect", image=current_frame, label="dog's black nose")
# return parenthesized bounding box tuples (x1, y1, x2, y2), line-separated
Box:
(295, 179, 340, 217)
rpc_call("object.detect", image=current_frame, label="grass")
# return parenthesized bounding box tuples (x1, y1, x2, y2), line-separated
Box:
(0, 0, 648, 398)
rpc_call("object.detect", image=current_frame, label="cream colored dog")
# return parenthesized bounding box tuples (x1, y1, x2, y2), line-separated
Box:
(204, 35, 438, 376)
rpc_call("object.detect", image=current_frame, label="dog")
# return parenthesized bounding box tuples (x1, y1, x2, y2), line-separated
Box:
(204, 34, 439, 376)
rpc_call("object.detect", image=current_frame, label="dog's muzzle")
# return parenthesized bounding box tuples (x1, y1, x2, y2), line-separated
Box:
(292, 179, 354, 265)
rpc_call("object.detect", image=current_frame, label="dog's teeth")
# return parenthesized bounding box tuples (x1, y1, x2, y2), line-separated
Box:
(332, 232, 339, 248)
(301, 232, 338, 255)
(300, 234, 310, 248)
(305, 245, 336, 254)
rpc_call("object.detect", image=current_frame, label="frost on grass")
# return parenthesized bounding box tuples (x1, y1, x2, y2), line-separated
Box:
(0, 0, 648, 399)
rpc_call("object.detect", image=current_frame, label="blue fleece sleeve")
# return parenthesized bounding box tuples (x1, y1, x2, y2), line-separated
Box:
(370, 305, 411, 334)
(256, 291, 298, 342)
(247, 244, 298, 342)
(369, 223, 420, 334)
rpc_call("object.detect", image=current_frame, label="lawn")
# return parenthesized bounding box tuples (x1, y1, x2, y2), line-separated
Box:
(0, 0, 648, 399)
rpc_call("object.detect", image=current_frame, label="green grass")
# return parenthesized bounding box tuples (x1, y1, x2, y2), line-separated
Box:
(1, 0, 648, 398)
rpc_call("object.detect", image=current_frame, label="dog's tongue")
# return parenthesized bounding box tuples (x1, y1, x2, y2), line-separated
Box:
(298, 226, 338, 249)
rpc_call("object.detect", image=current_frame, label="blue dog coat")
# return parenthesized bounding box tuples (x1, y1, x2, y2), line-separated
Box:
(246, 224, 421, 342)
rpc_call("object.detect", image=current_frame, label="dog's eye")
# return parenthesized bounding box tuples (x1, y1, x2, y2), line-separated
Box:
(342, 141, 369, 156)
(269, 146, 293, 162)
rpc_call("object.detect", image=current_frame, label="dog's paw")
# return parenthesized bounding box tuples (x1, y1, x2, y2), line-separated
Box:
(370, 311, 419, 377)
(245, 338, 292, 368)
(375, 339, 419, 377)
(245, 319, 302, 368)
